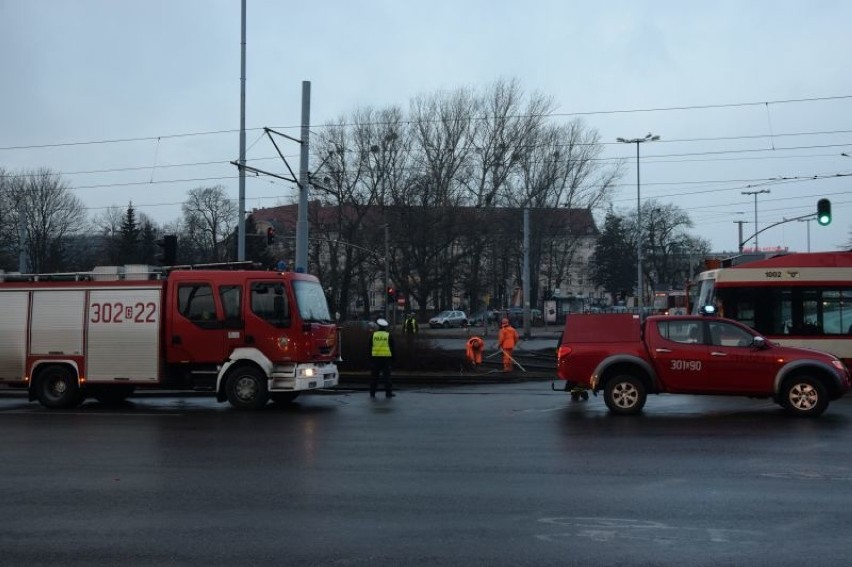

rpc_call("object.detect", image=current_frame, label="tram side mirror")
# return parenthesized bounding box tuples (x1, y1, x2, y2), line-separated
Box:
(700, 305, 717, 316)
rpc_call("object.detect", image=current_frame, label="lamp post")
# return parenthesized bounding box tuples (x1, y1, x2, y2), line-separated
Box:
(617, 133, 659, 311)
(741, 189, 770, 251)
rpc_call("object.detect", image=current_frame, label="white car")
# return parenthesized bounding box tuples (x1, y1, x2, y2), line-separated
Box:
(429, 310, 468, 328)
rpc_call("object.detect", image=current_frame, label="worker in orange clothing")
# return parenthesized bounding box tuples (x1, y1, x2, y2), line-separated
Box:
(466, 335, 484, 368)
(497, 318, 520, 372)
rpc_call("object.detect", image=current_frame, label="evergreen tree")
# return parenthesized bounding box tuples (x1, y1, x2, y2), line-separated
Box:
(118, 202, 141, 264)
(139, 218, 159, 265)
(591, 212, 636, 303)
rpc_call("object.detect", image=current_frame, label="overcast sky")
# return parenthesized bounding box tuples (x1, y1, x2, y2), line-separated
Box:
(2, 0, 852, 254)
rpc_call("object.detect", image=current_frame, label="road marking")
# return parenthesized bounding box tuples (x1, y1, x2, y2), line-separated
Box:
(535, 517, 762, 546)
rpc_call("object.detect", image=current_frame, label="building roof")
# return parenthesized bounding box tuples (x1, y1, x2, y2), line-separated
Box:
(249, 202, 599, 235)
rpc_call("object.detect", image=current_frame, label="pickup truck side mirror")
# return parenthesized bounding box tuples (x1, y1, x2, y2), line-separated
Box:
(753, 336, 768, 349)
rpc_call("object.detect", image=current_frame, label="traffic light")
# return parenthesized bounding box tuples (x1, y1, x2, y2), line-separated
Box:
(156, 234, 177, 265)
(266, 226, 276, 245)
(386, 286, 395, 301)
(817, 198, 832, 226)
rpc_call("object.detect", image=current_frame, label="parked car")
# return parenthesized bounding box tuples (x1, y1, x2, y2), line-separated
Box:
(341, 320, 377, 331)
(429, 310, 468, 328)
(504, 307, 544, 326)
(469, 310, 499, 326)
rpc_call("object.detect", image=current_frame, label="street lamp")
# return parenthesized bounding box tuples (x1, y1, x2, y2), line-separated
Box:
(742, 189, 770, 250)
(617, 133, 660, 311)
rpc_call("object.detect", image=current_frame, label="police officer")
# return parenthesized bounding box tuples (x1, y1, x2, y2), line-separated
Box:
(370, 318, 395, 398)
(403, 313, 419, 335)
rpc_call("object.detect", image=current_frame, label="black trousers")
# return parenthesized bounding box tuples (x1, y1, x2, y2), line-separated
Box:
(370, 358, 393, 396)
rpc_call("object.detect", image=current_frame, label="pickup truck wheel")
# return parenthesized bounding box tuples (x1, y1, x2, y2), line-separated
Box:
(603, 375, 647, 415)
(780, 376, 828, 417)
(225, 366, 269, 410)
(35, 365, 82, 409)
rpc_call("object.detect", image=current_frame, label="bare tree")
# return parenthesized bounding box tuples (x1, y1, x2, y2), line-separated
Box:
(626, 200, 711, 295)
(311, 107, 408, 319)
(3, 168, 87, 273)
(0, 167, 17, 270)
(181, 185, 237, 262)
(307, 79, 624, 316)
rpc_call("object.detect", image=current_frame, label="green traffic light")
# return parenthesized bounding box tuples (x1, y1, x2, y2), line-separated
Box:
(817, 198, 831, 226)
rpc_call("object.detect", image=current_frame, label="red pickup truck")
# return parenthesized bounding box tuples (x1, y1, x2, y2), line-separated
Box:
(556, 313, 850, 417)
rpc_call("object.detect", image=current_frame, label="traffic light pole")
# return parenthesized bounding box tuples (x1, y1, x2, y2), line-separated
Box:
(384, 224, 390, 322)
(738, 212, 816, 251)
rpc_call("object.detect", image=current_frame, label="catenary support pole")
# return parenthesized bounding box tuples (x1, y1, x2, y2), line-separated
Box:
(237, 0, 246, 261)
(295, 81, 311, 273)
(522, 206, 531, 339)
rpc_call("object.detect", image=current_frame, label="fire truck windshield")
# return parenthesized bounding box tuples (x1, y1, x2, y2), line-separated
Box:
(293, 280, 333, 323)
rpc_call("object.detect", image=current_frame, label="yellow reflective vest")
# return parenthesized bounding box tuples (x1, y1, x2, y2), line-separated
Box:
(371, 330, 392, 357)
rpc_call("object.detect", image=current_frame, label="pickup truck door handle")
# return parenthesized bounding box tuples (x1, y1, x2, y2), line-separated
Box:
(655, 348, 672, 353)
(711, 351, 727, 356)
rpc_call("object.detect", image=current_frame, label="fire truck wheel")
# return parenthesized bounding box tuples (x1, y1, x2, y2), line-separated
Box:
(603, 374, 647, 415)
(35, 365, 83, 409)
(780, 375, 828, 417)
(225, 366, 269, 410)
(270, 392, 301, 404)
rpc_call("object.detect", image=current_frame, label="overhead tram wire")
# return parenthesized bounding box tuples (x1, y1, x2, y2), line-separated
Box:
(3, 138, 852, 181)
(3, 94, 852, 152)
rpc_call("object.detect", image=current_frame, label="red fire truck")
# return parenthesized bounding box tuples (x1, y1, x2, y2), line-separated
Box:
(0, 264, 339, 409)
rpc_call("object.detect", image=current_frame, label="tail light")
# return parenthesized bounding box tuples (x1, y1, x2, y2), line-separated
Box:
(557, 345, 572, 360)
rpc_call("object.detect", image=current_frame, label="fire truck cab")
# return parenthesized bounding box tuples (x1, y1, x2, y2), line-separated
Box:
(0, 264, 340, 410)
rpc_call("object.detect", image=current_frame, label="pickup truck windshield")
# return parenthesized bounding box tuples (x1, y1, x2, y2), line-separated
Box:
(293, 280, 333, 323)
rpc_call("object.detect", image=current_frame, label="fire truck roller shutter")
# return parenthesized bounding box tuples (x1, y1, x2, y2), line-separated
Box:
(0, 291, 28, 381)
(31, 290, 85, 357)
(87, 288, 161, 382)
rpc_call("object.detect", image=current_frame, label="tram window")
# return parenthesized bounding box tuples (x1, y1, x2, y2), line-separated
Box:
(802, 290, 822, 335)
(772, 289, 793, 335)
(823, 291, 842, 334)
(845, 290, 852, 334)
(736, 301, 755, 328)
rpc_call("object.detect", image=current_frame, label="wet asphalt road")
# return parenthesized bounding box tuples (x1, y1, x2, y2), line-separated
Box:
(1, 383, 851, 567)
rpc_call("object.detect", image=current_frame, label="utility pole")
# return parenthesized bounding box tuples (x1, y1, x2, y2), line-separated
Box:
(237, 0, 247, 261)
(295, 81, 311, 273)
(522, 206, 530, 339)
(18, 202, 28, 273)
(798, 217, 815, 252)
(384, 224, 390, 321)
(734, 220, 747, 253)
(741, 189, 770, 250)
